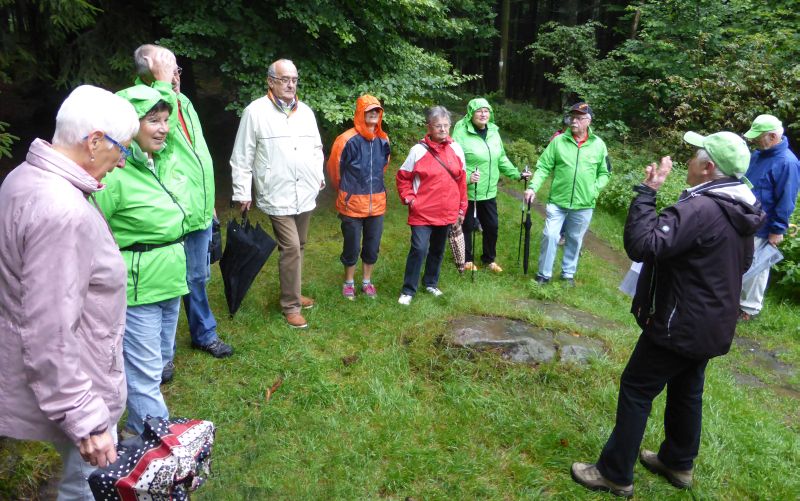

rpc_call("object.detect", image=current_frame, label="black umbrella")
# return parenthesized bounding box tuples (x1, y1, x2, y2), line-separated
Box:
(219, 211, 277, 316)
(523, 201, 532, 275)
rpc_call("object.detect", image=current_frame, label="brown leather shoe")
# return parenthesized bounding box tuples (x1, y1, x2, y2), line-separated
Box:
(285, 312, 308, 329)
(300, 295, 315, 309)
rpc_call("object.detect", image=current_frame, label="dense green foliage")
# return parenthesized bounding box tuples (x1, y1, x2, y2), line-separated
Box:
(154, 0, 493, 127)
(528, 0, 800, 142)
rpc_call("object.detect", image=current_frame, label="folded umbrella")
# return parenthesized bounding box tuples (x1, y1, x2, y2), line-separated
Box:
(523, 201, 532, 275)
(219, 211, 277, 316)
(449, 223, 466, 273)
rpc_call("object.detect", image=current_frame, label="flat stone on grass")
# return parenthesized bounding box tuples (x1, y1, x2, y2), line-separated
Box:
(448, 316, 605, 365)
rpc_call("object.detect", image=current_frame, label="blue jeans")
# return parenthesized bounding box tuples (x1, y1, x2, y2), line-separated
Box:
(401, 225, 449, 296)
(182, 224, 218, 348)
(124, 298, 179, 434)
(538, 203, 593, 279)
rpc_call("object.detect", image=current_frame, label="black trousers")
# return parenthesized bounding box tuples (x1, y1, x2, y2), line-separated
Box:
(462, 198, 499, 264)
(596, 334, 709, 485)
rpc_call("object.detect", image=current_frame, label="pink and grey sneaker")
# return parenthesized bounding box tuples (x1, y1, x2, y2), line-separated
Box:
(342, 282, 356, 300)
(362, 282, 377, 298)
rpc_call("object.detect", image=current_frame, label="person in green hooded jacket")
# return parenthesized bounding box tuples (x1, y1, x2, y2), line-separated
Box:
(452, 98, 531, 272)
(95, 83, 187, 436)
(133, 44, 232, 361)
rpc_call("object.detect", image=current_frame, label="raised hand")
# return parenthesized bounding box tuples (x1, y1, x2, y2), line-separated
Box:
(643, 156, 672, 191)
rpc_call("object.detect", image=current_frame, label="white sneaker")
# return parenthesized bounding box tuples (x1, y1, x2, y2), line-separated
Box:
(425, 287, 443, 297)
(398, 294, 413, 305)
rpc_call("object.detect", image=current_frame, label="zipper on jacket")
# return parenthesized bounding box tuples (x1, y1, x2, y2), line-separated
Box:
(184, 110, 209, 222)
(570, 145, 581, 207)
(145, 165, 188, 236)
(666, 299, 678, 339)
(368, 139, 374, 215)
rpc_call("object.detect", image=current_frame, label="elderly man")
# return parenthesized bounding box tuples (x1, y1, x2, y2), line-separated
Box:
(133, 44, 233, 365)
(524, 102, 610, 286)
(571, 132, 764, 497)
(739, 114, 800, 321)
(230, 59, 324, 328)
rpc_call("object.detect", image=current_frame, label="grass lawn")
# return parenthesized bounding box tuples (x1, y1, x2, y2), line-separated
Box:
(3, 128, 799, 500)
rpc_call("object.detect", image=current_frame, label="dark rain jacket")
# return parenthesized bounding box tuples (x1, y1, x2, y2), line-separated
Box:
(625, 178, 765, 360)
(326, 95, 391, 217)
(745, 137, 800, 238)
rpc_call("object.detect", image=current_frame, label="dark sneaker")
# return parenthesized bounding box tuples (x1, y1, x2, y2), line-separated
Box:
(561, 276, 576, 287)
(639, 450, 693, 488)
(192, 339, 234, 358)
(571, 462, 633, 498)
(161, 360, 175, 385)
(535, 274, 550, 284)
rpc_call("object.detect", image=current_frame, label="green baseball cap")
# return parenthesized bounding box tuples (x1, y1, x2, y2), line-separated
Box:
(683, 131, 750, 178)
(743, 114, 782, 139)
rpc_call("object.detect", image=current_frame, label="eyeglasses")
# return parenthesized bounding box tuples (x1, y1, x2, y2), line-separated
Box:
(174, 66, 182, 76)
(430, 123, 451, 130)
(270, 76, 299, 85)
(104, 134, 132, 161)
(569, 115, 591, 122)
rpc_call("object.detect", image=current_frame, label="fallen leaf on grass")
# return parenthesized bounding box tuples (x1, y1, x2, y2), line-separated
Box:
(342, 354, 360, 366)
(560, 438, 569, 447)
(265, 377, 284, 402)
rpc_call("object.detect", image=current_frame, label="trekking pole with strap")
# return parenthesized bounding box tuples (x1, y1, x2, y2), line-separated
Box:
(517, 165, 530, 265)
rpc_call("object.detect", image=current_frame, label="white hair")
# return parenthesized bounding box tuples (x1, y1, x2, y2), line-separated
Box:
(697, 149, 728, 180)
(133, 44, 159, 77)
(426, 105, 451, 125)
(268, 59, 296, 78)
(769, 126, 784, 137)
(52, 85, 139, 147)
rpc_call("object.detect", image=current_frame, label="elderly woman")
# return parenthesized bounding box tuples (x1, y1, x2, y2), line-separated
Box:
(95, 83, 188, 437)
(396, 106, 467, 305)
(451, 97, 530, 272)
(0, 85, 137, 499)
(327, 94, 391, 299)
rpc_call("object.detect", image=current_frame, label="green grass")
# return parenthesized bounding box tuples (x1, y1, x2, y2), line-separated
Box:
(3, 103, 799, 499)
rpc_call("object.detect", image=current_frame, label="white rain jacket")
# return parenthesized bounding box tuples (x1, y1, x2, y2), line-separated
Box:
(230, 94, 325, 215)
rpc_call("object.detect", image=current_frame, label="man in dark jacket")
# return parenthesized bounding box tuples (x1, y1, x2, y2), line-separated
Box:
(739, 114, 799, 321)
(571, 131, 765, 497)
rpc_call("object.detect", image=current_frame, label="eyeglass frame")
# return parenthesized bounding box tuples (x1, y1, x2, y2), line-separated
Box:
(568, 114, 592, 123)
(84, 134, 132, 161)
(269, 75, 299, 85)
(174, 66, 182, 76)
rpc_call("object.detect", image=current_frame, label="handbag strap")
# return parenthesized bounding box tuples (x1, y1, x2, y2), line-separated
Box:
(419, 141, 459, 182)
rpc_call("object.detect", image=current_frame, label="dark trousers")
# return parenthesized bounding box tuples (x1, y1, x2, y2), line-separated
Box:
(596, 334, 708, 485)
(401, 225, 449, 296)
(462, 198, 499, 264)
(339, 214, 384, 266)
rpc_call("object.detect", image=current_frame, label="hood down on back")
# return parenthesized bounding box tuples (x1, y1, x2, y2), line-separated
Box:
(686, 179, 764, 238)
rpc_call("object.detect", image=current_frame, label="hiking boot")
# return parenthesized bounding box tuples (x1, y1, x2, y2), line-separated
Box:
(561, 276, 576, 287)
(161, 360, 175, 385)
(398, 294, 413, 305)
(464, 261, 479, 271)
(362, 282, 377, 298)
(425, 286, 443, 297)
(639, 450, 693, 489)
(191, 339, 234, 358)
(535, 274, 550, 284)
(570, 462, 633, 498)
(342, 283, 355, 300)
(487, 262, 503, 273)
(300, 295, 315, 309)
(285, 312, 308, 328)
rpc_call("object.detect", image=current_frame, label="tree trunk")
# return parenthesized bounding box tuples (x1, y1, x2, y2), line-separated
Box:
(498, 0, 511, 96)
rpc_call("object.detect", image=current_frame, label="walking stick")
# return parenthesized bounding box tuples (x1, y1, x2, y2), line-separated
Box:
(471, 179, 478, 282)
(517, 165, 530, 266)
(523, 200, 532, 275)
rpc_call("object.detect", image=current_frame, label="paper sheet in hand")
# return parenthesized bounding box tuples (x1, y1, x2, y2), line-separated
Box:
(742, 240, 783, 283)
(619, 261, 642, 297)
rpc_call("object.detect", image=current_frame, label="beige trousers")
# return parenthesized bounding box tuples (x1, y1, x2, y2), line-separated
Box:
(269, 211, 312, 314)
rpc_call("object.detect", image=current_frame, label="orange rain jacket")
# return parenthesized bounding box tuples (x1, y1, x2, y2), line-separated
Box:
(326, 95, 391, 217)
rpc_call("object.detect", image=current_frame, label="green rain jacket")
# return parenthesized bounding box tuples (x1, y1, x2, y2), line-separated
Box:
(527, 128, 611, 209)
(136, 77, 215, 232)
(95, 85, 189, 306)
(451, 98, 521, 201)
